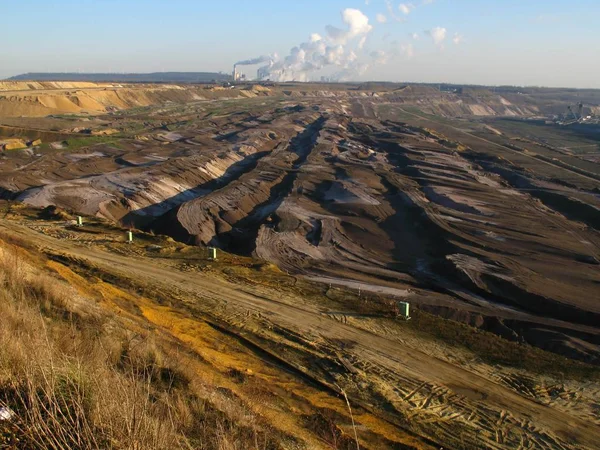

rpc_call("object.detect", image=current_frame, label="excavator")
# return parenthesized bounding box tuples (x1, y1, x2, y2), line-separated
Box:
(566, 102, 584, 122)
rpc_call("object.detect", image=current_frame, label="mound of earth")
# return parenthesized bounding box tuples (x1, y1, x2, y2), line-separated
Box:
(1, 83, 599, 367)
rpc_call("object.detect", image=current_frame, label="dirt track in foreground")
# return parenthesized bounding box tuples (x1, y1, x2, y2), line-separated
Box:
(2, 219, 599, 450)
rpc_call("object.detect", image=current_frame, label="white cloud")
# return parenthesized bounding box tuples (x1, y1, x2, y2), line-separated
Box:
(344, 8, 373, 36)
(426, 26, 447, 47)
(390, 41, 414, 59)
(453, 33, 464, 45)
(422, 0, 434, 4)
(358, 35, 368, 49)
(385, 0, 407, 23)
(376, 13, 388, 24)
(411, 32, 419, 40)
(399, 3, 415, 15)
(326, 8, 373, 44)
(246, 7, 386, 82)
(370, 50, 388, 64)
(402, 43, 414, 58)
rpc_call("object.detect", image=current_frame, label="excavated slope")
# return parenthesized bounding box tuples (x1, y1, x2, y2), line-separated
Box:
(2, 87, 599, 366)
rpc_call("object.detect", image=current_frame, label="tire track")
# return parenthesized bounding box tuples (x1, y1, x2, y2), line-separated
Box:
(1, 220, 599, 449)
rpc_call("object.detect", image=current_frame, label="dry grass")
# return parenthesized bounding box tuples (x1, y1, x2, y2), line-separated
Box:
(0, 242, 280, 450)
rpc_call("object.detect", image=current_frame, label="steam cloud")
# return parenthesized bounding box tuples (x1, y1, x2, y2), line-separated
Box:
(237, 5, 461, 82)
(235, 56, 273, 66)
(245, 8, 378, 82)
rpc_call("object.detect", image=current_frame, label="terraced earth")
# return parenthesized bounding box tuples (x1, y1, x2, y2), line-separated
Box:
(0, 81, 599, 449)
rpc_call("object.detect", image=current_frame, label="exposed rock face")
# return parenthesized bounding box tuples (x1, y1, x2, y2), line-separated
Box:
(0, 81, 251, 117)
(2, 84, 600, 364)
(0, 81, 578, 119)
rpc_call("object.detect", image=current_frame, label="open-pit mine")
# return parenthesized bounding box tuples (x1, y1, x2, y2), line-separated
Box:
(1, 80, 599, 449)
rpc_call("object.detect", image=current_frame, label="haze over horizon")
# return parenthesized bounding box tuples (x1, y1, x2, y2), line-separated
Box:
(3, 0, 599, 88)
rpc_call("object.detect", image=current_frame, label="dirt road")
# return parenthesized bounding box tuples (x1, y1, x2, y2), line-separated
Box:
(2, 220, 599, 449)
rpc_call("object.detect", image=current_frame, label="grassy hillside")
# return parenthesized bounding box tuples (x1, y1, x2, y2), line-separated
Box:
(0, 239, 280, 449)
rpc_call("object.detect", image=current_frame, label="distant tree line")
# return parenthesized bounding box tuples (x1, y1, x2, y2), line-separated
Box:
(7, 72, 233, 83)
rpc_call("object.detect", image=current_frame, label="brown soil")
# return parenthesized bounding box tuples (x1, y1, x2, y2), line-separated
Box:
(1, 82, 599, 448)
(0, 213, 599, 449)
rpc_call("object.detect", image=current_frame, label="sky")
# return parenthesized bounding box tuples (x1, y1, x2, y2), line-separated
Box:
(2, 0, 599, 88)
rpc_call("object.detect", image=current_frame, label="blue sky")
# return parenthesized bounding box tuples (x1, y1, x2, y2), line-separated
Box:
(2, 0, 599, 87)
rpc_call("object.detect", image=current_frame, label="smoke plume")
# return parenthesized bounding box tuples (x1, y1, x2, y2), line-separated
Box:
(235, 55, 273, 66)
(246, 8, 377, 82)
(237, 6, 457, 82)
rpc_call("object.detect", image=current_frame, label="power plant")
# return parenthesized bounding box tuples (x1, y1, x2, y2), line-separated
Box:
(257, 65, 271, 81)
(232, 65, 246, 82)
(233, 62, 273, 82)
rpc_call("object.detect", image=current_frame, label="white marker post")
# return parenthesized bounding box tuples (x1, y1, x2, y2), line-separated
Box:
(127, 231, 133, 244)
(208, 247, 217, 260)
(77, 216, 83, 227)
(397, 301, 411, 320)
